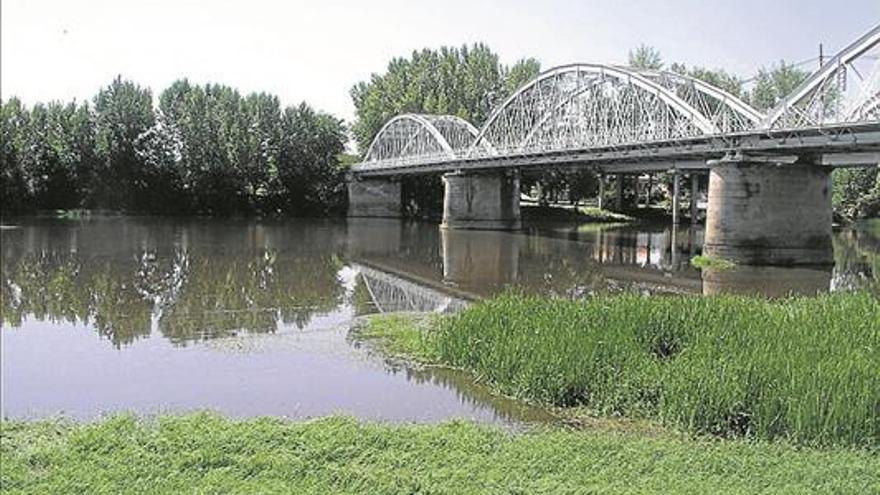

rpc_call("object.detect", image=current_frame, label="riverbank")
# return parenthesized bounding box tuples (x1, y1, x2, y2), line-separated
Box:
(357, 292, 880, 448)
(2, 414, 878, 494)
(520, 204, 635, 223)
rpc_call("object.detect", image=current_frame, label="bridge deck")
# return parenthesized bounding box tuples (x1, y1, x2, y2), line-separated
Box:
(353, 123, 880, 177)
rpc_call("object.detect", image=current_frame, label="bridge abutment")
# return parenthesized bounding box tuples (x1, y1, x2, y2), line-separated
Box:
(441, 170, 521, 230)
(704, 158, 833, 265)
(348, 177, 402, 218)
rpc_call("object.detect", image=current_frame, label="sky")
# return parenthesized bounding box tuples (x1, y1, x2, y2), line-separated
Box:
(2, 0, 879, 125)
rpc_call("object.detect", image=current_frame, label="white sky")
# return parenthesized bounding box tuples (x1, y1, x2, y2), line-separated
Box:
(3, 0, 879, 124)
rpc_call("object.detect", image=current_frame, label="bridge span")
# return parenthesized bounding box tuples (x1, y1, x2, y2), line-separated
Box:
(348, 25, 880, 266)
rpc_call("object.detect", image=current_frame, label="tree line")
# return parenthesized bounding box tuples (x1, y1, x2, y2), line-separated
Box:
(3, 43, 877, 219)
(1, 78, 347, 215)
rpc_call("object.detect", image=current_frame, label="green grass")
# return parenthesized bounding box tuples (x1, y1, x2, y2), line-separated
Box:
(690, 254, 736, 270)
(353, 313, 440, 362)
(521, 205, 634, 223)
(2, 414, 878, 494)
(576, 206, 634, 222)
(363, 292, 880, 448)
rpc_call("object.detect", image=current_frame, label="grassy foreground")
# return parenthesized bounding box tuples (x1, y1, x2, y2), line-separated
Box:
(360, 292, 880, 448)
(2, 414, 878, 494)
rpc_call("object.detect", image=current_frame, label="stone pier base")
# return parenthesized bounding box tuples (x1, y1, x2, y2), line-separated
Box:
(704, 159, 832, 265)
(441, 171, 521, 230)
(348, 177, 401, 218)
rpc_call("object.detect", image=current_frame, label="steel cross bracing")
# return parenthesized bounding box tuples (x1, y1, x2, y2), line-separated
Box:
(353, 25, 880, 176)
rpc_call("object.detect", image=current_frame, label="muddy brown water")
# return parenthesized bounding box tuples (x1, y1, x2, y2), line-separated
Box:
(1, 216, 877, 424)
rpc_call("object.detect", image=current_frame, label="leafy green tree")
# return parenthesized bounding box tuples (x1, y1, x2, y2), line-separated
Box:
(748, 61, 809, 111)
(133, 124, 184, 214)
(18, 103, 79, 209)
(240, 92, 282, 206)
(93, 77, 156, 210)
(1, 98, 30, 212)
(833, 168, 880, 220)
(158, 81, 244, 213)
(276, 103, 347, 215)
(66, 102, 100, 205)
(1, 98, 98, 212)
(502, 58, 542, 99)
(628, 45, 663, 70)
(669, 63, 745, 97)
(4, 76, 349, 217)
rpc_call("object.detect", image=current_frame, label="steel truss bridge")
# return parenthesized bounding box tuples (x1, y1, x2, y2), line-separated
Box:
(352, 25, 880, 177)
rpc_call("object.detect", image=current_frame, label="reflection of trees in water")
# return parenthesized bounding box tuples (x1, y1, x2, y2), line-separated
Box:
(515, 250, 607, 298)
(833, 228, 879, 292)
(1, 252, 155, 347)
(512, 235, 608, 298)
(158, 251, 344, 345)
(1, 222, 347, 347)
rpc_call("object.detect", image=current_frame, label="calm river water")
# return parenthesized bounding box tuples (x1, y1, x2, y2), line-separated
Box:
(1, 216, 878, 423)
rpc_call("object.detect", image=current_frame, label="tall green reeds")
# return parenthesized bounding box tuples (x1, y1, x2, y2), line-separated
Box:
(431, 292, 879, 447)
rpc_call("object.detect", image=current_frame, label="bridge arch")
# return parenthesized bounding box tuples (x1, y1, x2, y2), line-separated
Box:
(362, 113, 482, 166)
(636, 69, 764, 132)
(468, 64, 732, 157)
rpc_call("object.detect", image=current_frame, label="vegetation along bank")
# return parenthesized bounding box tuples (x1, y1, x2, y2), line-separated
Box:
(358, 292, 880, 448)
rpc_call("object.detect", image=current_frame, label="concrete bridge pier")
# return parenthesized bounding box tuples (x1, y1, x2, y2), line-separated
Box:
(348, 177, 402, 218)
(671, 172, 681, 225)
(615, 173, 625, 211)
(690, 174, 700, 222)
(704, 157, 833, 265)
(441, 170, 521, 230)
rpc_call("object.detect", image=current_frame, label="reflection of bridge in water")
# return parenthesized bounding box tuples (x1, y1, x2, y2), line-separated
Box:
(353, 261, 469, 313)
(347, 219, 843, 309)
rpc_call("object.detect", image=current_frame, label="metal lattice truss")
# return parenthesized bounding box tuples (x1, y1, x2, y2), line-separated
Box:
(357, 65, 760, 171)
(766, 24, 880, 128)
(638, 70, 765, 133)
(363, 114, 487, 165)
(354, 25, 880, 173)
(469, 64, 762, 157)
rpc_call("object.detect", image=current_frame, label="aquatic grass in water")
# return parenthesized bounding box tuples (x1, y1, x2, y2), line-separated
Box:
(430, 292, 880, 447)
(690, 254, 736, 270)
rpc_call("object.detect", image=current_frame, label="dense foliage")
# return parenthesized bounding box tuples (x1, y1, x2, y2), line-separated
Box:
(1, 78, 347, 216)
(368, 292, 880, 447)
(2, 414, 877, 494)
(833, 167, 880, 219)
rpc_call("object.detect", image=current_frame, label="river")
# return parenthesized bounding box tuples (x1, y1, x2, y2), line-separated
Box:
(1, 216, 877, 423)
